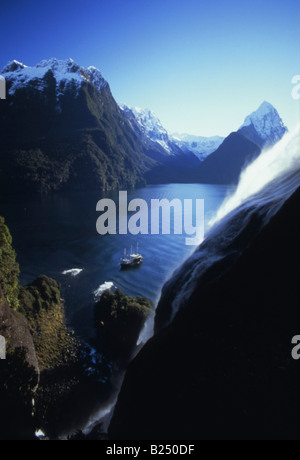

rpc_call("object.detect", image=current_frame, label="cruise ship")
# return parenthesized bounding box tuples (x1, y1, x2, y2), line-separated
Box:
(120, 246, 143, 269)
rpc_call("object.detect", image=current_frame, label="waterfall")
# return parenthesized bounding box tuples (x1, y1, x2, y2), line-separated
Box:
(157, 126, 300, 330)
(210, 126, 300, 227)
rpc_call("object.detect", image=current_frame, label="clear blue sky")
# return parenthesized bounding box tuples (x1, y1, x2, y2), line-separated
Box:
(1, 0, 299, 136)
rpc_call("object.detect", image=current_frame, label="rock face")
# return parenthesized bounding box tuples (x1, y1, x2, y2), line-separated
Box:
(19, 275, 75, 372)
(0, 287, 39, 439)
(109, 185, 300, 440)
(94, 289, 153, 366)
(0, 288, 39, 373)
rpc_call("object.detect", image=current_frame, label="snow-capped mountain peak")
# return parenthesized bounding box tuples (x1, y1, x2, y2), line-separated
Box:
(120, 104, 173, 153)
(239, 101, 287, 147)
(1, 58, 108, 96)
(2, 60, 28, 72)
(121, 105, 169, 141)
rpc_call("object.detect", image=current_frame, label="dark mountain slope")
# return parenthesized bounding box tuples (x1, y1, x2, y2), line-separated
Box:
(110, 185, 300, 440)
(197, 132, 261, 185)
(197, 102, 287, 186)
(0, 59, 156, 194)
(120, 105, 203, 183)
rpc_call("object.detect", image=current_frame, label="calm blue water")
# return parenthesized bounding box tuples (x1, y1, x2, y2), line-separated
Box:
(0, 184, 230, 337)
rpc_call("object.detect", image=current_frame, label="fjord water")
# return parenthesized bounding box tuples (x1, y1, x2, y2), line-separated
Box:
(0, 183, 230, 337)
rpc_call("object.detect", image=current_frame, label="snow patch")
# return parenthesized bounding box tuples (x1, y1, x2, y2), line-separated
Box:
(1, 58, 108, 97)
(120, 104, 175, 155)
(239, 101, 287, 145)
(171, 133, 225, 160)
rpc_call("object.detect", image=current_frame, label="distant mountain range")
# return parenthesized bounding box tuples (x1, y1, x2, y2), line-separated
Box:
(171, 133, 225, 161)
(0, 58, 288, 194)
(122, 101, 288, 185)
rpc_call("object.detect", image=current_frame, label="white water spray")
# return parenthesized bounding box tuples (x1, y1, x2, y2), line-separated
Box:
(160, 125, 300, 329)
(209, 125, 300, 227)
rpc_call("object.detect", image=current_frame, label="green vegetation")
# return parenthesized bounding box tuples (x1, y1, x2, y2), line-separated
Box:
(19, 276, 76, 372)
(0, 216, 20, 310)
(0, 77, 152, 195)
(0, 214, 155, 438)
(0, 215, 75, 372)
(94, 289, 153, 364)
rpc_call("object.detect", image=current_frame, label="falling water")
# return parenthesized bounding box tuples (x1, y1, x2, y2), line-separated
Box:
(210, 125, 300, 227)
(157, 126, 300, 330)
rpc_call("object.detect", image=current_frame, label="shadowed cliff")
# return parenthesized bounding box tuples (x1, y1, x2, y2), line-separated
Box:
(0, 287, 39, 439)
(109, 186, 300, 440)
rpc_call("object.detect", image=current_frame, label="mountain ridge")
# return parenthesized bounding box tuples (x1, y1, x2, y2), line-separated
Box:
(0, 58, 157, 194)
(1, 58, 109, 97)
(0, 58, 288, 192)
(120, 100, 287, 167)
